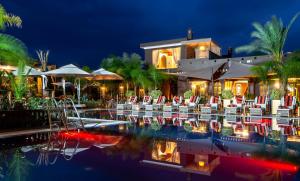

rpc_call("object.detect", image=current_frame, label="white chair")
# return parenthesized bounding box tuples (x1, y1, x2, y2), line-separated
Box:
(145, 96, 166, 111)
(277, 95, 297, 117)
(179, 96, 200, 112)
(117, 96, 137, 110)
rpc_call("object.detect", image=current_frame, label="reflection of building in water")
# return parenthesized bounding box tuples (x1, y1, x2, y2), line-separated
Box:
(143, 140, 220, 176)
(180, 154, 220, 176)
(151, 141, 180, 164)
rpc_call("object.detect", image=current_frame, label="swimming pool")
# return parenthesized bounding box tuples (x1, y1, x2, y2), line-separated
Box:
(0, 110, 299, 181)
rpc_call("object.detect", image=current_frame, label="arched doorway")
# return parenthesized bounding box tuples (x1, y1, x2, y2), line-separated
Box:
(159, 55, 167, 69)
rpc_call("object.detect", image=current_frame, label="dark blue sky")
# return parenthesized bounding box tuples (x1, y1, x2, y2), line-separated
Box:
(2, 0, 300, 67)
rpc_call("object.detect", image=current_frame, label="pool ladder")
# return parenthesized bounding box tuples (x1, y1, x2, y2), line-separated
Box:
(43, 98, 85, 132)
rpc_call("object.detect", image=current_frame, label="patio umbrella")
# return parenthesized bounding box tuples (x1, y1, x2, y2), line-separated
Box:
(12, 65, 41, 76)
(92, 68, 123, 80)
(44, 64, 91, 104)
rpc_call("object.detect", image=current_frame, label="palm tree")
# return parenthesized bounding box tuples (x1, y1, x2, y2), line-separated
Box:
(236, 13, 300, 95)
(0, 3, 28, 65)
(0, 34, 28, 65)
(147, 65, 167, 90)
(8, 149, 33, 181)
(0, 4, 22, 30)
(36, 50, 49, 72)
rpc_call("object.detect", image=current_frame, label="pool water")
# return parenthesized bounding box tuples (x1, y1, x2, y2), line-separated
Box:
(0, 110, 300, 181)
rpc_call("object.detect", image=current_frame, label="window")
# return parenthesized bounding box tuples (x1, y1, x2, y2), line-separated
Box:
(152, 47, 181, 69)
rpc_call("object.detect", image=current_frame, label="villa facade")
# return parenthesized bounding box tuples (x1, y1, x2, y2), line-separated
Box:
(140, 30, 300, 99)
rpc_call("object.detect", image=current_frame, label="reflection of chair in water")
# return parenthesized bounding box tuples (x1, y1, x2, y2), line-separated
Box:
(210, 120, 221, 133)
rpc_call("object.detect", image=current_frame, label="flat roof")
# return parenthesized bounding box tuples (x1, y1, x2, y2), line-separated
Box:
(140, 37, 219, 49)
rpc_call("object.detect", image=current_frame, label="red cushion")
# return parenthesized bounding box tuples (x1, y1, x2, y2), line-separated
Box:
(157, 96, 163, 104)
(228, 104, 237, 107)
(284, 96, 293, 107)
(236, 96, 243, 104)
(174, 96, 180, 103)
(130, 96, 136, 102)
(144, 96, 150, 102)
(257, 96, 266, 104)
(253, 105, 261, 108)
(212, 96, 219, 103)
(189, 96, 196, 103)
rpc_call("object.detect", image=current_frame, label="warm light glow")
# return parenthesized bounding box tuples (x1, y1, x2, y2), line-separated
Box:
(199, 46, 206, 51)
(0, 65, 16, 72)
(198, 161, 205, 167)
(274, 81, 280, 89)
(242, 129, 249, 137)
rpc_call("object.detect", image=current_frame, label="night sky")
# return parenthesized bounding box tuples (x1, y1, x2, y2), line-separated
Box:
(2, 0, 300, 67)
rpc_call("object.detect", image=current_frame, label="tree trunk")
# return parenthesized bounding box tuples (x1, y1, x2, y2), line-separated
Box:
(280, 78, 288, 96)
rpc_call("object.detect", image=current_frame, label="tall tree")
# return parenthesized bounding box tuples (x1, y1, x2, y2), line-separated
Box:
(236, 13, 300, 95)
(36, 50, 49, 72)
(147, 65, 167, 90)
(0, 3, 28, 65)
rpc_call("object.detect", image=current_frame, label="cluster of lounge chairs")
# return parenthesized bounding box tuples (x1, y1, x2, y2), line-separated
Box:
(117, 95, 200, 112)
(116, 94, 298, 117)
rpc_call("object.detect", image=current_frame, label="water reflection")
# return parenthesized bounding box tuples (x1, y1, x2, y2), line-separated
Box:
(0, 110, 300, 180)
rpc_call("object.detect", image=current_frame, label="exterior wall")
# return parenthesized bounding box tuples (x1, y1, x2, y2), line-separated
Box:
(177, 76, 190, 96)
(180, 45, 187, 59)
(144, 49, 152, 65)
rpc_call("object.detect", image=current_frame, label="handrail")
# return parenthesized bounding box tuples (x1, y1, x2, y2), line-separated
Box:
(61, 98, 85, 131)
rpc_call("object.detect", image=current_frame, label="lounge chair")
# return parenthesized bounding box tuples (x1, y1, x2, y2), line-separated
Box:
(249, 96, 268, 116)
(163, 96, 183, 112)
(225, 95, 245, 114)
(277, 95, 296, 117)
(179, 96, 200, 112)
(145, 96, 166, 111)
(200, 96, 221, 114)
(117, 96, 137, 110)
(133, 95, 152, 110)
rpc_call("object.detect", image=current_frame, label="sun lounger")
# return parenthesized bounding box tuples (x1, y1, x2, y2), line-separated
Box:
(249, 96, 268, 116)
(133, 95, 152, 110)
(145, 96, 166, 111)
(200, 96, 221, 114)
(225, 95, 245, 114)
(277, 95, 296, 117)
(117, 96, 137, 110)
(163, 96, 183, 112)
(179, 96, 200, 112)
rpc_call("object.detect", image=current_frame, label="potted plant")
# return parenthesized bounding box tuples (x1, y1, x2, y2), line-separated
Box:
(270, 89, 281, 114)
(183, 90, 193, 104)
(221, 89, 234, 108)
(149, 90, 162, 103)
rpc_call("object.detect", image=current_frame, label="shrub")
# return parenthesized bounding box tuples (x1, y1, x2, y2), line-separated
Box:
(270, 89, 281, 100)
(183, 90, 193, 99)
(245, 93, 255, 100)
(125, 90, 134, 97)
(221, 89, 233, 99)
(149, 90, 162, 99)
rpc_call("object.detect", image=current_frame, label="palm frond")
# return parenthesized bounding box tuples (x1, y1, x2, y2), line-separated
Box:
(235, 12, 299, 63)
(0, 33, 28, 65)
(0, 4, 22, 30)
